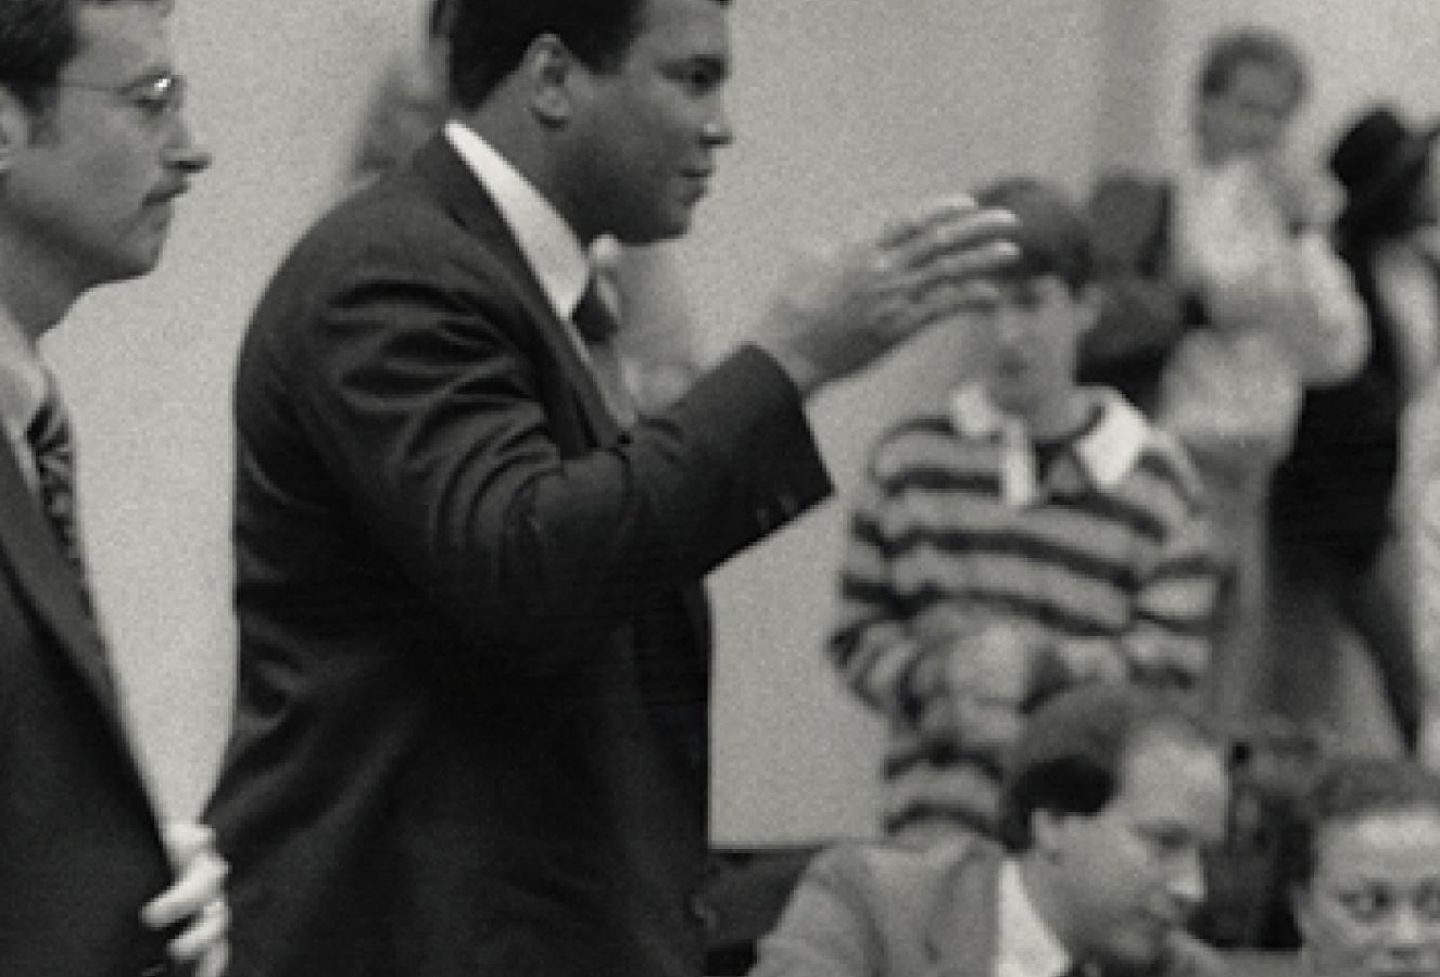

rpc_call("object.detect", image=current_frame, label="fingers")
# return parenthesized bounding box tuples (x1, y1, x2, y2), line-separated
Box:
(898, 202, 1019, 271)
(141, 843, 227, 927)
(877, 193, 1013, 252)
(142, 820, 231, 972)
(171, 901, 231, 976)
(865, 197, 1018, 338)
(160, 820, 216, 869)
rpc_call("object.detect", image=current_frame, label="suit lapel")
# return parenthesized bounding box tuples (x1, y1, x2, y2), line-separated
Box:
(0, 437, 127, 734)
(925, 842, 1003, 977)
(409, 135, 623, 446)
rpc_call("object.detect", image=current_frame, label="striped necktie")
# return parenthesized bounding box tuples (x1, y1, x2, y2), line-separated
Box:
(573, 277, 637, 426)
(25, 381, 90, 591)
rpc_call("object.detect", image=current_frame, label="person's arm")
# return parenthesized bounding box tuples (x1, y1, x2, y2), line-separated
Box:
(1017, 451, 1219, 696)
(828, 455, 1035, 766)
(1417, 477, 1440, 767)
(287, 197, 1014, 656)
(1119, 479, 1218, 690)
(1270, 229, 1370, 387)
(140, 821, 229, 977)
(827, 453, 931, 720)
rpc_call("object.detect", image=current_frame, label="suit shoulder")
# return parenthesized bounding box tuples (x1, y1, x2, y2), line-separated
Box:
(807, 837, 998, 891)
(1163, 932, 1231, 977)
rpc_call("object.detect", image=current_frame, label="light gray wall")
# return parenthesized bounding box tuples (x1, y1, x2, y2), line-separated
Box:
(42, 0, 1440, 833)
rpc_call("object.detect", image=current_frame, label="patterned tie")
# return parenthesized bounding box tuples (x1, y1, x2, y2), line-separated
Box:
(25, 381, 90, 591)
(572, 276, 637, 426)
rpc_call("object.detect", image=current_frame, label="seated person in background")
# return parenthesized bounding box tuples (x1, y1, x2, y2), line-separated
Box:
(749, 683, 1230, 977)
(1285, 757, 1440, 977)
(829, 177, 1217, 840)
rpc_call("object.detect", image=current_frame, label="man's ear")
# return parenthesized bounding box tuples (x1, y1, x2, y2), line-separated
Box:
(1288, 884, 1316, 946)
(520, 34, 579, 127)
(1031, 808, 1068, 860)
(0, 86, 35, 176)
(1074, 283, 1103, 336)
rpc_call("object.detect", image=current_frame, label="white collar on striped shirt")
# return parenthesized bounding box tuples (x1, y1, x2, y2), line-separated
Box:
(950, 383, 1149, 503)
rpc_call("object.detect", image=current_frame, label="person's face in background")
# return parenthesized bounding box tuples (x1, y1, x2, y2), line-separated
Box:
(0, 1, 210, 300)
(1036, 730, 1229, 975)
(1293, 808, 1440, 977)
(1195, 59, 1300, 166)
(561, 0, 733, 245)
(970, 273, 1099, 433)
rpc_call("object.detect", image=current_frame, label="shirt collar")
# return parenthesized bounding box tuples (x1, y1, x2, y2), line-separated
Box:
(443, 120, 591, 321)
(950, 382, 1149, 504)
(996, 858, 1072, 977)
(0, 300, 49, 447)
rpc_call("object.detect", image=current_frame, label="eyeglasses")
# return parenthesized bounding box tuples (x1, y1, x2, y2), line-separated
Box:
(41, 73, 187, 121)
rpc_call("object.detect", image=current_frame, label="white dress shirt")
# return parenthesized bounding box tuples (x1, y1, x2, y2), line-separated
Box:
(443, 120, 596, 359)
(995, 859, 1073, 977)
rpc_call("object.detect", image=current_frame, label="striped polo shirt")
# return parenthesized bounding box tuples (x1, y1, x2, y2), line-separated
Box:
(829, 383, 1218, 836)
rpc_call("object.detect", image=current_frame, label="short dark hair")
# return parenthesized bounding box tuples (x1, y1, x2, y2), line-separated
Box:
(972, 177, 1094, 292)
(1284, 757, 1440, 893)
(0, 0, 160, 113)
(1197, 26, 1308, 112)
(446, 0, 727, 112)
(996, 684, 1217, 852)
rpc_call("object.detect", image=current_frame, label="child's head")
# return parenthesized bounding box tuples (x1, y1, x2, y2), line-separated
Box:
(965, 178, 1099, 424)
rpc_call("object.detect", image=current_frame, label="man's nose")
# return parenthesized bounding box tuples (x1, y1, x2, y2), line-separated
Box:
(165, 115, 213, 175)
(1166, 848, 1207, 911)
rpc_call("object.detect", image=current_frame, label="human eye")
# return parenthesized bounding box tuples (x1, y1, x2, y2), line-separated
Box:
(1417, 883, 1440, 921)
(125, 74, 181, 119)
(670, 58, 725, 95)
(1333, 887, 1391, 922)
(1137, 824, 1191, 859)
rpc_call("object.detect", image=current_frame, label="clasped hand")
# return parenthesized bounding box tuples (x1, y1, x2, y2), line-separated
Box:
(141, 820, 230, 977)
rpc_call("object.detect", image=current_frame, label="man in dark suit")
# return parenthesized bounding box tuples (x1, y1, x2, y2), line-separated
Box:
(202, 0, 1016, 975)
(0, 1, 227, 975)
(750, 684, 1230, 977)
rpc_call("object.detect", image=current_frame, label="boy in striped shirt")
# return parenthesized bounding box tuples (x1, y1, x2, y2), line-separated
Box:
(829, 177, 1219, 840)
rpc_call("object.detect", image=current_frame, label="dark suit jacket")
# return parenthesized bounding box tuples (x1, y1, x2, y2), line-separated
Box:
(0, 438, 177, 975)
(204, 133, 832, 977)
(750, 840, 1229, 977)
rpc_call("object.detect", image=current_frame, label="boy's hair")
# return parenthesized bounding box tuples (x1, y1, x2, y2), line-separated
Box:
(1197, 26, 1308, 113)
(973, 177, 1094, 291)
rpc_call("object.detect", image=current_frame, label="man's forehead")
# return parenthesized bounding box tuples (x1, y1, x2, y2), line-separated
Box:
(630, 0, 731, 58)
(1115, 731, 1228, 826)
(66, 3, 172, 81)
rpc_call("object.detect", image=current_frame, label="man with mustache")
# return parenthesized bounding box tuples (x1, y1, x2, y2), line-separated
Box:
(0, 1, 225, 975)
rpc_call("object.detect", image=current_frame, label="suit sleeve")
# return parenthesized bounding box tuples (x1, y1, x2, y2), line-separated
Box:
(278, 238, 832, 646)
